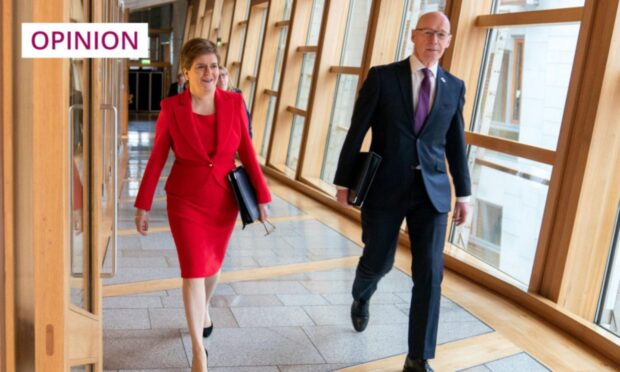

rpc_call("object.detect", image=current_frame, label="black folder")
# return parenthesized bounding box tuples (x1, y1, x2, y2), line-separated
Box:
(227, 166, 259, 228)
(347, 152, 382, 207)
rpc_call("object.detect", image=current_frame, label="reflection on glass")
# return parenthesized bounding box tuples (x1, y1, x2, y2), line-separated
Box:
(272, 28, 288, 91)
(69, 0, 90, 312)
(340, 0, 372, 67)
(283, 0, 293, 20)
(449, 147, 551, 284)
(321, 74, 359, 184)
(596, 205, 620, 337)
(396, 0, 447, 60)
(306, 0, 325, 45)
(286, 115, 305, 172)
(296, 53, 315, 110)
(248, 80, 257, 113)
(261, 96, 277, 159)
(473, 24, 579, 149)
(253, 8, 268, 76)
(238, 24, 247, 61)
(495, 0, 584, 13)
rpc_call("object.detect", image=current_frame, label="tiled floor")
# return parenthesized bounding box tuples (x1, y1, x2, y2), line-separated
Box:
(102, 120, 547, 371)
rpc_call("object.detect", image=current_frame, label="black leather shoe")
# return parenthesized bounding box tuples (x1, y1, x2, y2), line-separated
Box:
(350, 299, 369, 332)
(203, 323, 214, 338)
(403, 357, 433, 372)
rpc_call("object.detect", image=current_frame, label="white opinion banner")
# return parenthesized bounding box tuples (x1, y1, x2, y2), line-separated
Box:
(22, 23, 149, 58)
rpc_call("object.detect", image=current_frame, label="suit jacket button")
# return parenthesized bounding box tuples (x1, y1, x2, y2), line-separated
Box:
(208, 163, 213, 167)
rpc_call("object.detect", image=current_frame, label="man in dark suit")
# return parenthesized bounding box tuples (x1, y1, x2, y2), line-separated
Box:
(167, 72, 187, 97)
(333, 12, 471, 372)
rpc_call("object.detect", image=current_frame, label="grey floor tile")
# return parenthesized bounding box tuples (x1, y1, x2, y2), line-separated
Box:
(322, 292, 405, 305)
(150, 307, 238, 329)
(209, 367, 278, 372)
(148, 307, 188, 329)
(122, 249, 178, 258)
(304, 268, 357, 281)
(485, 352, 550, 372)
(221, 256, 260, 270)
(103, 329, 188, 370)
(231, 306, 315, 327)
(303, 304, 409, 326)
(210, 294, 284, 308)
(225, 247, 278, 257)
(103, 296, 163, 309)
(119, 369, 190, 372)
(458, 366, 493, 372)
(231, 281, 310, 295)
(104, 309, 151, 330)
(103, 267, 181, 285)
(277, 294, 329, 306)
(301, 280, 355, 294)
(120, 257, 170, 268)
(278, 364, 352, 372)
(161, 294, 184, 308)
(255, 255, 314, 267)
(303, 324, 408, 364)
(437, 321, 493, 345)
(184, 327, 324, 367)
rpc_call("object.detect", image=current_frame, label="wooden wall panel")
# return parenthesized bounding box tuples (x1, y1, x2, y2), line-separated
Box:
(249, 0, 285, 151)
(0, 0, 12, 368)
(548, 0, 620, 318)
(297, 0, 348, 179)
(266, 0, 313, 171)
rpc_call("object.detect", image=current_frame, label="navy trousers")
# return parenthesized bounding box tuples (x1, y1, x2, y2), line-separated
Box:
(352, 172, 448, 360)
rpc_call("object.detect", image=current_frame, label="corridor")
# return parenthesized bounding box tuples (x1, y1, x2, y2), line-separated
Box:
(101, 119, 550, 371)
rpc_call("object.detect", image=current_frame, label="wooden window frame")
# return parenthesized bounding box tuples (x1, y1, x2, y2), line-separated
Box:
(510, 36, 524, 124)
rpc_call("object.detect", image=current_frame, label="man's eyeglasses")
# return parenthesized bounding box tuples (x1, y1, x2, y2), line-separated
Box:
(415, 28, 450, 40)
(261, 219, 276, 236)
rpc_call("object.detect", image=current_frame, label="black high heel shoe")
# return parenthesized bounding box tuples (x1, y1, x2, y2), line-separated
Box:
(203, 323, 213, 338)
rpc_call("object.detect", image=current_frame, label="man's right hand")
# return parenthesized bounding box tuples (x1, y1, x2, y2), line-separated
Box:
(135, 209, 150, 236)
(336, 188, 350, 208)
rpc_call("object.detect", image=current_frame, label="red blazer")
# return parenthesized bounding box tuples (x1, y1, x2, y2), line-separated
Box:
(135, 89, 271, 211)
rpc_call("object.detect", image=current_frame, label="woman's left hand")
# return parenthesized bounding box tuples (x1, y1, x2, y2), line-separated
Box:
(258, 203, 270, 222)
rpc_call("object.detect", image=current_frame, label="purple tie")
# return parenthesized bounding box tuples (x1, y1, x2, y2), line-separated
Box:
(414, 68, 431, 135)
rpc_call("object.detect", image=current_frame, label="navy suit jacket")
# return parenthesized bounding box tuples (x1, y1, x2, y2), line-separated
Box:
(333, 58, 471, 213)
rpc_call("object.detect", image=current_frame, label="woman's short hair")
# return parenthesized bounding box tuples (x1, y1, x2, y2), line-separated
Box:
(180, 38, 220, 72)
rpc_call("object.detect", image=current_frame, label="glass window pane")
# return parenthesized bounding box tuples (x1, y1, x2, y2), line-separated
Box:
(237, 24, 247, 61)
(321, 74, 359, 184)
(449, 147, 552, 284)
(396, 0, 447, 60)
(340, 0, 372, 67)
(272, 28, 288, 91)
(286, 115, 305, 172)
(306, 0, 325, 45)
(253, 9, 268, 76)
(495, 0, 584, 13)
(283, 0, 293, 20)
(261, 95, 278, 160)
(596, 205, 620, 337)
(472, 24, 580, 150)
(295, 53, 315, 110)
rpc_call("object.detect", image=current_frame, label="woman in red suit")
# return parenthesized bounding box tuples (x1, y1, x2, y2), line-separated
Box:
(134, 39, 271, 371)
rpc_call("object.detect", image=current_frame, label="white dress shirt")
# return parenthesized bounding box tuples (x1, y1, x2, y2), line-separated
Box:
(410, 54, 438, 115)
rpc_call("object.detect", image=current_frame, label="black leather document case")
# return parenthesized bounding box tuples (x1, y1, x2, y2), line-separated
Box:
(228, 166, 259, 228)
(347, 152, 382, 207)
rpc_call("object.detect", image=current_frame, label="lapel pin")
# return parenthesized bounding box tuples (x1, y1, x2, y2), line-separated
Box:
(440, 77, 446, 83)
